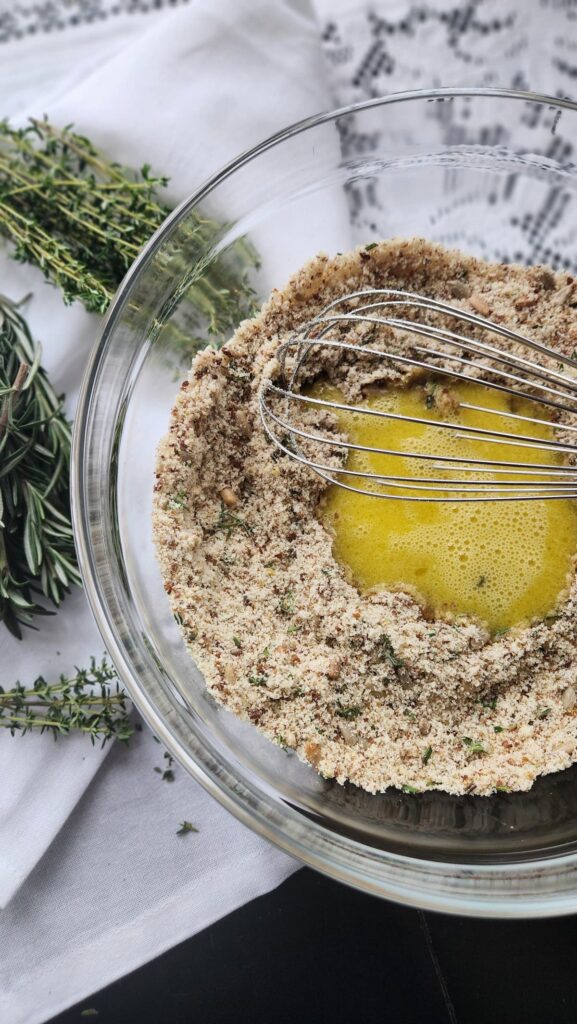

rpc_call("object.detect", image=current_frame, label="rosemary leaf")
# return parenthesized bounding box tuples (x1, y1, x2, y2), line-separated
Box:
(0, 296, 80, 637)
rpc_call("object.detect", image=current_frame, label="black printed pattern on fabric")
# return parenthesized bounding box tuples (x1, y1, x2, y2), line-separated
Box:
(318, 0, 577, 271)
(0, 0, 190, 44)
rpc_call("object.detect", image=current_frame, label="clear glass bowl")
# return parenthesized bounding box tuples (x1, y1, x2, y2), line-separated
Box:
(73, 89, 577, 917)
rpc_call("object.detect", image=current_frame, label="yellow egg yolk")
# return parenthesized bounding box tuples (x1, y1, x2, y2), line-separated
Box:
(314, 380, 577, 633)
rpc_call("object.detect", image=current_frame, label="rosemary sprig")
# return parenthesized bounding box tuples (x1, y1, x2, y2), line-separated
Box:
(0, 117, 258, 347)
(0, 657, 132, 745)
(0, 296, 80, 637)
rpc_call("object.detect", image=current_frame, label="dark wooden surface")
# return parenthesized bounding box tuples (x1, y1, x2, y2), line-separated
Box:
(50, 867, 577, 1023)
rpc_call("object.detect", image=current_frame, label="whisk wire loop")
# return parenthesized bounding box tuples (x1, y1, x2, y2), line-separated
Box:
(260, 288, 577, 502)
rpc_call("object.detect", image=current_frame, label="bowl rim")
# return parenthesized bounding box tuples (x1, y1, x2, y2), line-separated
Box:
(72, 86, 577, 917)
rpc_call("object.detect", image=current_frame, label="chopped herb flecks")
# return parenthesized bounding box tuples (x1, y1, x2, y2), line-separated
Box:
(462, 736, 487, 757)
(154, 750, 176, 782)
(377, 634, 404, 669)
(335, 701, 362, 720)
(277, 590, 295, 617)
(168, 490, 188, 511)
(212, 503, 253, 540)
(248, 674, 268, 687)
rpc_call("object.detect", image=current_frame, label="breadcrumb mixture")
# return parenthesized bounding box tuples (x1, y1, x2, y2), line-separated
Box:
(153, 239, 577, 796)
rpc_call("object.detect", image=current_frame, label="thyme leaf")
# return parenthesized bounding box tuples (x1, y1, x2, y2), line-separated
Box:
(277, 590, 295, 617)
(377, 634, 404, 669)
(248, 674, 267, 687)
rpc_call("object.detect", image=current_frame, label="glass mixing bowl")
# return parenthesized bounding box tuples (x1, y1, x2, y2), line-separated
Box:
(73, 89, 577, 917)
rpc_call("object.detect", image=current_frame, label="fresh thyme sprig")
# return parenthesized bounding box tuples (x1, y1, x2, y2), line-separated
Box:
(0, 656, 133, 745)
(0, 117, 258, 347)
(0, 118, 168, 313)
(0, 296, 80, 637)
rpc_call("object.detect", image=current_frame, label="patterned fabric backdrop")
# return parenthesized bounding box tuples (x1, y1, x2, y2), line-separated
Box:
(0, 0, 190, 43)
(317, 0, 577, 100)
(314, 0, 577, 269)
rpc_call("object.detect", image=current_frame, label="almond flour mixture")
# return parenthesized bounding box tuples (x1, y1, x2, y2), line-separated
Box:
(153, 239, 577, 796)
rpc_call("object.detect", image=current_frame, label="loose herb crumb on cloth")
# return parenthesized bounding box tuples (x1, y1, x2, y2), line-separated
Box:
(176, 820, 199, 836)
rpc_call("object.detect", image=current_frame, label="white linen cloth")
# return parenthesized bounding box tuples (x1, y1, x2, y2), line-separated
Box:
(0, 1, 331, 1019)
(0, 1, 193, 118)
(1, 0, 576, 1021)
(0, 724, 295, 1024)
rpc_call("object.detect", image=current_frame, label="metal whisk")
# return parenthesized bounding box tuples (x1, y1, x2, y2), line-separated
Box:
(259, 288, 577, 502)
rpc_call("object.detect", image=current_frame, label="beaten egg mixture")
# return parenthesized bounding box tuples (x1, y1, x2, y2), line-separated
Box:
(315, 381, 577, 633)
